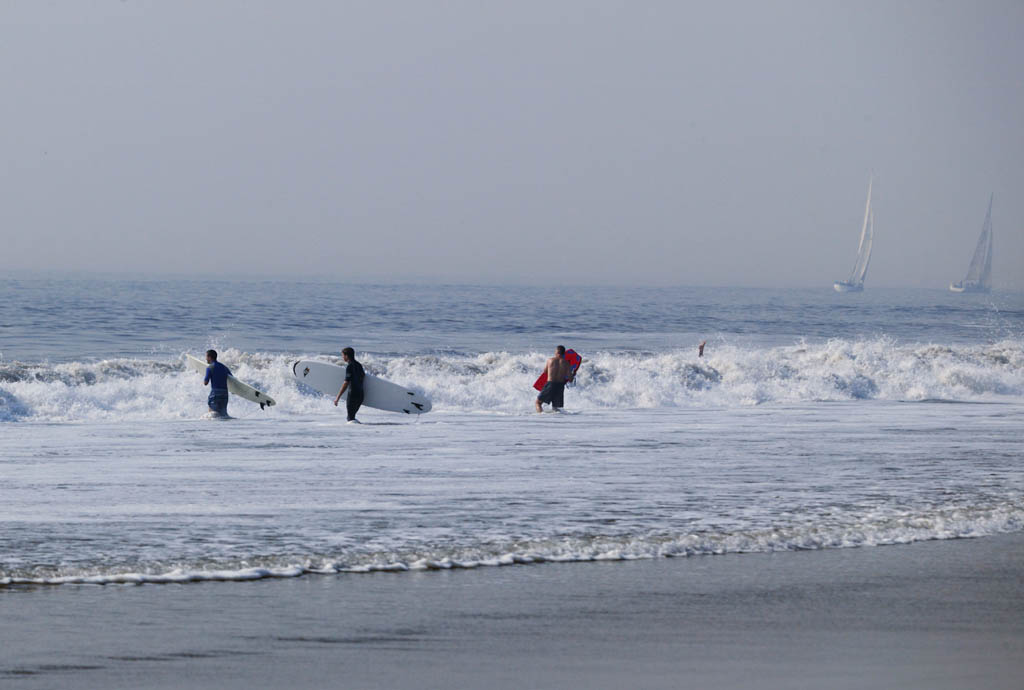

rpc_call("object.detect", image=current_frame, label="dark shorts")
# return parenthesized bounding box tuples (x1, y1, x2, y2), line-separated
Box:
(208, 390, 229, 417)
(346, 391, 364, 421)
(536, 381, 565, 408)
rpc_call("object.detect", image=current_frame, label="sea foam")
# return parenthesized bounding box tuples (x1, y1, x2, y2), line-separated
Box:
(3, 499, 1021, 587)
(1, 339, 1022, 422)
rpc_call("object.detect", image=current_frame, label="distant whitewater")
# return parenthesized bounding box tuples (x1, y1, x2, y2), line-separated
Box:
(1, 339, 1022, 423)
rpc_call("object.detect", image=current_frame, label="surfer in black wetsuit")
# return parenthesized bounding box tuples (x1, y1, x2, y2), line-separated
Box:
(333, 347, 365, 423)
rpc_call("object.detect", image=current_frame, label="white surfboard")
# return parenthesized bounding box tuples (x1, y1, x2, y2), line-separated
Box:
(182, 354, 276, 409)
(292, 360, 431, 415)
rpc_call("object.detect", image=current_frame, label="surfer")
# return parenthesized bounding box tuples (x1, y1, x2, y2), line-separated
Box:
(535, 345, 577, 413)
(203, 349, 231, 417)
(333, 347, 365, 423)
(699, 340, 706, 357)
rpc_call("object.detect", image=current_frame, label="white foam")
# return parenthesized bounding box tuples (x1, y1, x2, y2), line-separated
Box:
(3, 501, 1021, 587)
(2, 339, 1021, 422)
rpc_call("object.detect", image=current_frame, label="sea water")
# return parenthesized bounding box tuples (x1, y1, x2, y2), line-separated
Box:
(1, 277, 1022, 585)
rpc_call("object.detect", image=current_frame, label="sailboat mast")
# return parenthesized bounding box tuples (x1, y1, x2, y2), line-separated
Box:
(981, 194, 994, 288)
(858, 176, 873, 255)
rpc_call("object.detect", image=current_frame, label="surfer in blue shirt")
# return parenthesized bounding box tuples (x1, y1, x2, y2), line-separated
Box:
(203, 349, 231, 417)
(333, 347, 365, 423)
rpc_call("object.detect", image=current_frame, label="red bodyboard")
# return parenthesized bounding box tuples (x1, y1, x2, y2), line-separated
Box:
(533, 349, 582, 391)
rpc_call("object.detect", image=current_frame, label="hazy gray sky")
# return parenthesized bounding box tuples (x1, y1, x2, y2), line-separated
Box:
(2, 1, 1022, 288)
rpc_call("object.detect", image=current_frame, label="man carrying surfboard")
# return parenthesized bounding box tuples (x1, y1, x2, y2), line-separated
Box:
(535, 345, 581, 413)
(203, 349, 232, 417)
(333, 347, 365, 423)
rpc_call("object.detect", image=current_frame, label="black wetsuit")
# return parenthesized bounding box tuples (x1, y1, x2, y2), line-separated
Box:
(345, 359, 365, 421)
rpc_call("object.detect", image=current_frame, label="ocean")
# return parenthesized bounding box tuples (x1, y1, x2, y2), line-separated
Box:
(2, 277, 1022, 588)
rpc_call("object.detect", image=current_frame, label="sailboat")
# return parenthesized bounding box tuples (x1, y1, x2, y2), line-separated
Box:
(833, 177, 874, 293)
(950, 195, 994, 293)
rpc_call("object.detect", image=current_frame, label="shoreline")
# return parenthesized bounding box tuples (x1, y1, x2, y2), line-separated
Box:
(4, 518, 1024, 587)
(3, 532, 1023, 690)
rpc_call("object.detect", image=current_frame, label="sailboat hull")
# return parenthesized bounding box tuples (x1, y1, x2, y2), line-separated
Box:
(949, 282, 990, 294)
(833, 281, 864, 293)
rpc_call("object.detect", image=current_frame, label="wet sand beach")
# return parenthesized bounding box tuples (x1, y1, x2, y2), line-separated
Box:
(3, 532, 1023, 690)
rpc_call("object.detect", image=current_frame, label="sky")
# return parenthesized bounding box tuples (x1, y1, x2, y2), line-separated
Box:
(2, 1, 1022, 288)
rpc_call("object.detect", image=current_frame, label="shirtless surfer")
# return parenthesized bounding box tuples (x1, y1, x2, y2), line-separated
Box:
(535, 345, 580, 413)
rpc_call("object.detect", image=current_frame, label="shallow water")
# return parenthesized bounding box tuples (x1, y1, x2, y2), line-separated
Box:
(1, 278, 1022, 585)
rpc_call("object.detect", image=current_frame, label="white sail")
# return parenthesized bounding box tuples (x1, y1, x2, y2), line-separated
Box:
(981, 209, 993, 287)
(951, 195, 993, 293)
(851, 208, 874, 284)
(834, 176, 873, 292)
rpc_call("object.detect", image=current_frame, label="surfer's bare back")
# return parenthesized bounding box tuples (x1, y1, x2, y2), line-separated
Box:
(536, 345, 577, 413)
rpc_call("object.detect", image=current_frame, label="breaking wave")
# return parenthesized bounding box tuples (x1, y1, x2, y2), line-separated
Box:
(1, 338, 1022, 422)
(3, 500, 1022, 587)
